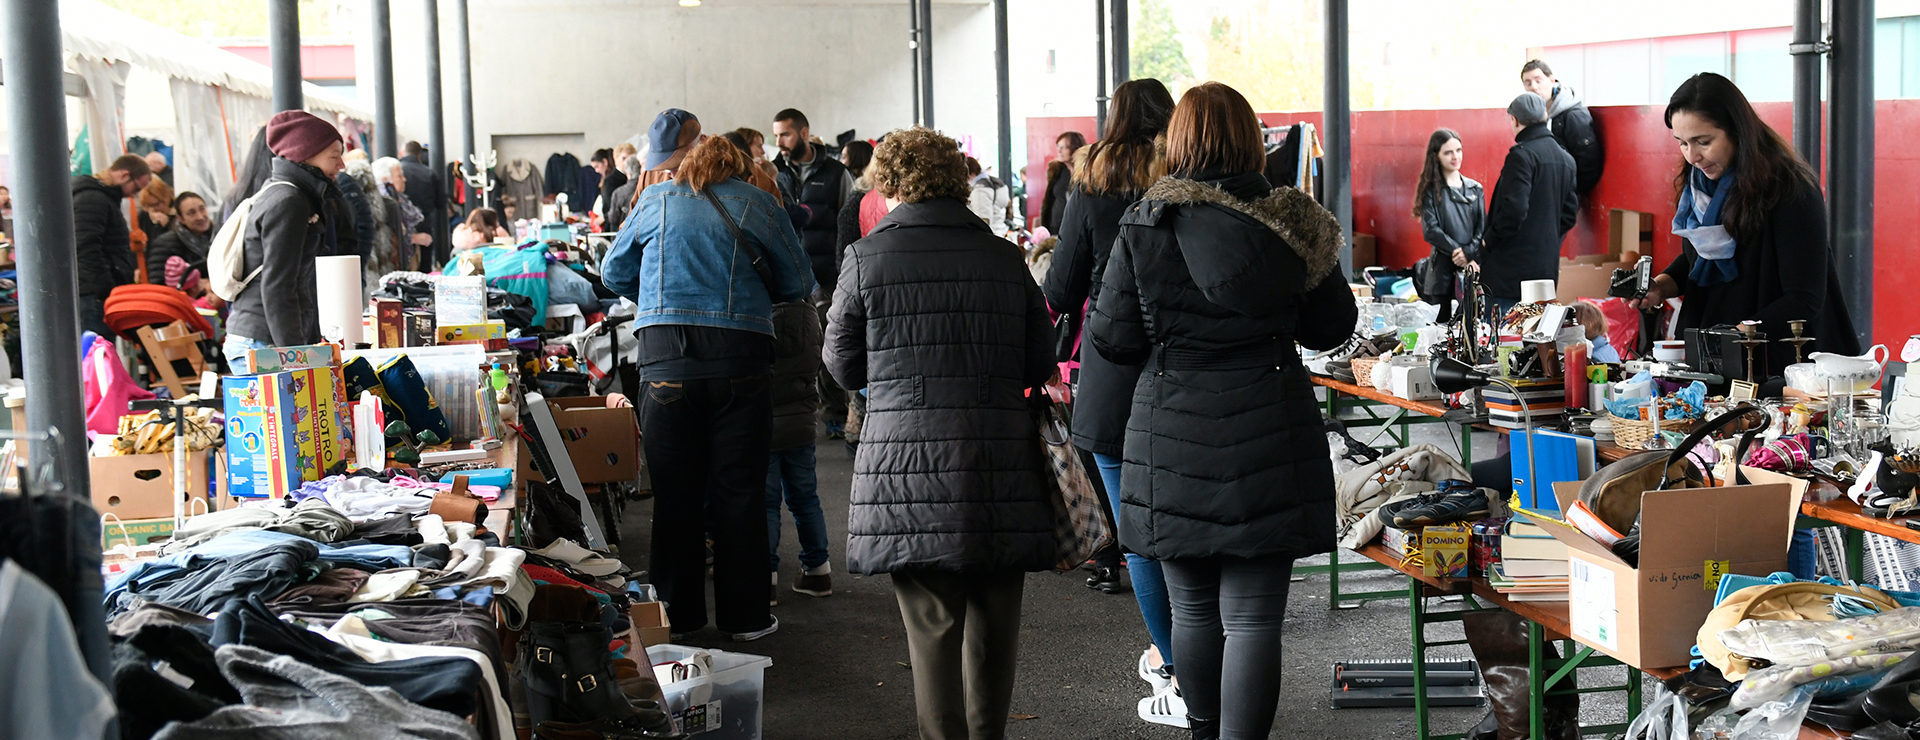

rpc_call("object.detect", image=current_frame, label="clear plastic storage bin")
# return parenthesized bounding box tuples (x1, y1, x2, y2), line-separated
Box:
(646, 643, 772, 739)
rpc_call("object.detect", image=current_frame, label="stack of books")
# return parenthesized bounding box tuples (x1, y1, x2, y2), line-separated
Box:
(1488, 516, 1569, 601)
(1482, 378, 1565, 430)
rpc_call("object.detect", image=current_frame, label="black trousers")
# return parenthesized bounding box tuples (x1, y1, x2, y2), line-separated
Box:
(1162, 554, 1297, 739)
(642, 375, 774, 635)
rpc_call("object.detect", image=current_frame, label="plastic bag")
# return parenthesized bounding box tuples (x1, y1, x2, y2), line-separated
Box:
(1625, 683, 1688, 740)
(1717, 607, 1920, 669)
(1730, 651, 1908, 709)
(1726, 686, 1813, 740)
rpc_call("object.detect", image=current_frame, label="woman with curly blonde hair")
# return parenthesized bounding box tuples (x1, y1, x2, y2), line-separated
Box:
(824, 128, 1057, 740)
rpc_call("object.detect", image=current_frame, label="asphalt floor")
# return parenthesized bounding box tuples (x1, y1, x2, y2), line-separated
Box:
(617, 413, 1650, 739)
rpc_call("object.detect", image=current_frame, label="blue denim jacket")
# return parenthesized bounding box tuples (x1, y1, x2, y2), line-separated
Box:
(603, 177, 815, 335)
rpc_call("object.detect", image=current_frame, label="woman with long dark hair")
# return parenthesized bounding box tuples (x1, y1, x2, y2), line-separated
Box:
(1632, 72, 1856, 580)
(1039, 77, 1185, 727)
(1090, 82, 1357, 739)
(1412, 128, 1484, 323)
(1039, 130, 1088, 234)
(1632, 72, 1858, 376)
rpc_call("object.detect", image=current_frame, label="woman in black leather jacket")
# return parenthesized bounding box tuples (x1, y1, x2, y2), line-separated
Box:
(1414, 128, 1484, 322)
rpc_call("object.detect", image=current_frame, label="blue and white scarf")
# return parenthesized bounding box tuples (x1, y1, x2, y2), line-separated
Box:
(1672, 167, 1739, 287)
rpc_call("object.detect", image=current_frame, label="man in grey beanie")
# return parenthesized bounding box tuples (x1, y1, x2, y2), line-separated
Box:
(1479, 92, 1580, 312)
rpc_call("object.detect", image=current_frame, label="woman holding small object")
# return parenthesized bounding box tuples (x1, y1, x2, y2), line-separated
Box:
(1632, 72, 1860, 580)
(1414, 128, 1485, 323)
(1631, 72, 1859, 377)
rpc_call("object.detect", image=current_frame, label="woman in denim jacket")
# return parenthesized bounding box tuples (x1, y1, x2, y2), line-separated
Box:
(603, 136, 814, 642)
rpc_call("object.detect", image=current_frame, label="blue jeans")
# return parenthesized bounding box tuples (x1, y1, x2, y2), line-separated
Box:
(766, 444, 829, 572)
(1095, 452, 1175, 674)
(222, 334, 272, 374)
(1788, 529, 1817, 580)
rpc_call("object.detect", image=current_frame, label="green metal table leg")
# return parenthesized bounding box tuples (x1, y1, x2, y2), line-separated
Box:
(1410, 576, 1431, 740)
(1460, 424, 1473, 467)
(1627, 666, 1643, 720)
(1528, 621, 1547, 740)
(1328, 547, 1341, 605)
(1848, 526, 1866, 582)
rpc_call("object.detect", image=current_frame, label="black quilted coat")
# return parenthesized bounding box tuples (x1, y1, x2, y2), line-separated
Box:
(1088, 172, 1358, 561)
(823, 197, 1058, 575)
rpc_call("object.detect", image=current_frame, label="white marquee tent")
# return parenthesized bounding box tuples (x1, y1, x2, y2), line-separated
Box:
(7, 0, 373, 211)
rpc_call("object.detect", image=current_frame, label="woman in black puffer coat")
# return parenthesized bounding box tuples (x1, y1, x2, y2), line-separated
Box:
(1089, 82, 1358, 740)
(1041, 77, 1186, 723)
(824, 127, 1056, 740)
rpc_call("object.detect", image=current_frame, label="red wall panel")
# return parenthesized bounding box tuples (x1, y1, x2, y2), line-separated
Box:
(1029, 101, 1920, 352)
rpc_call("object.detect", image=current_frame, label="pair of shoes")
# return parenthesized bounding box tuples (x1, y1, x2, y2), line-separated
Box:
(1375, 491, 1444, 527)
(1393, 486, 1495, 527)
(824, 422, 846, 440)
(1136, 684, 1188, 728)
(1085, 565, 1123, 594)
(792, 569, 832, 597)
(729, 615, 779, 642)
(1136, 649, 1172, 693)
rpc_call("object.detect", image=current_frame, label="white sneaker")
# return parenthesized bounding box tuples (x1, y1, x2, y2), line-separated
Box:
(1137, 684, 1189, 728)
(1137, 649, 1172, 693)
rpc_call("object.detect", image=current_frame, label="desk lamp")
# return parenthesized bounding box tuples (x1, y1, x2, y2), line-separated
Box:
(1432, 355, 1539, 509)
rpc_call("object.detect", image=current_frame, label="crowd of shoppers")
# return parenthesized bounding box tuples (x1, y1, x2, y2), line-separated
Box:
(35, 45, 1879, 738)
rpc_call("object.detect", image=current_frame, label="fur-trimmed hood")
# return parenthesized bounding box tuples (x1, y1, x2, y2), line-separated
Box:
(1139, 176, 1343, 288)
(1072, 135, 1167, 195)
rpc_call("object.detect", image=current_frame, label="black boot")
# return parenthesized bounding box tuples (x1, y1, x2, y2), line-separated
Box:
(1187, 715, 1219, 740)
(523, 620, 636, 726)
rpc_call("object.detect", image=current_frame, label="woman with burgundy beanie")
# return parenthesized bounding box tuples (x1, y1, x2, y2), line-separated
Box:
(222, 110, 345, 371)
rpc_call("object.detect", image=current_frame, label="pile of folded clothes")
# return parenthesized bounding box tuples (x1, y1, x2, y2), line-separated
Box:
(104, 490, 679, 740)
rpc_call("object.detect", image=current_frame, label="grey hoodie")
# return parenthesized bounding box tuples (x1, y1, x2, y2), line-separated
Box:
(1544, 83, 1604, 194)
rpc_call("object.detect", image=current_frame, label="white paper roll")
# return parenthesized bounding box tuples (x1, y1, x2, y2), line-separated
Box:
(316, 255, 364, 346)
(1520, 279, 1556, 304)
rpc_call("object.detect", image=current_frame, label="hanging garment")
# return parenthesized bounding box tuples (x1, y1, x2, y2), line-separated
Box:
(495, 159, 544, 218)
(0, 490, 113, 686)
(0, 561, 117, 740)
(542, 153, 581, 206)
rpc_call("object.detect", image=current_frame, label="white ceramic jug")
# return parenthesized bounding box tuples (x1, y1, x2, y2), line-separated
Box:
(1810, 344, 1889, 392)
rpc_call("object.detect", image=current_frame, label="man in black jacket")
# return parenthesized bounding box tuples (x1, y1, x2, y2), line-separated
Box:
(72, 154, 151, 337)
(1521, 59, 1604, 196)
(399, 141, 440, 262)
(772, 108, 855, 437)
(1481, 93, 1579, 313)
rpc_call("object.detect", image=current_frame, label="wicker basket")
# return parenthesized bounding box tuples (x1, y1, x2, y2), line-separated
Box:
(1607, 412, 1696, 450)
(1351, 357, 1382, 388)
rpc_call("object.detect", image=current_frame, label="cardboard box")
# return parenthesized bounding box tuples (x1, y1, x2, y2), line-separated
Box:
(372, 298, 405, 349)
(1556, 258, 1634, 303)
(89, 451, 215, 520)
(1540, 474, 1798, 669)
(1608, 209, 1655, 260)
(224, 368, 345, 498)
(436, 321, 506, 344)
(1421, 523, 1472, 578)
(629, 601, 670, 648)
(404, 310, 437, 347)
(102, 517, 176, 549)
(1352, 233, 1377, 269)
(516, 396, 640, 484)
(244, 344, 338, 374)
